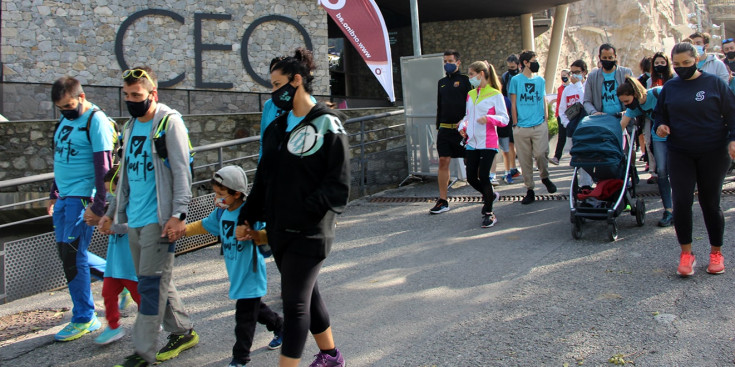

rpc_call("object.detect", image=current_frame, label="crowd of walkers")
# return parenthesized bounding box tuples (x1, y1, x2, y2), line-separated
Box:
(44, 31, 735, 367)
(432, 32, 735, 278)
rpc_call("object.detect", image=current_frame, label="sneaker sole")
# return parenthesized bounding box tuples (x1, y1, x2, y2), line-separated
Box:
(55, 319, 101, 342)
(430, 207, 450, 214)
(481, 221, 497, 228)
(267, 343, 283, 350)
(677, 260, 696, 277)
(706, 267, 725, 275)
(156, 333, 199, 361)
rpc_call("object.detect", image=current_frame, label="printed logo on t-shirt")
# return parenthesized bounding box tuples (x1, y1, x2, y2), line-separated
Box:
(55, 126, 78, 162)
(220, 220, 244, 260)
(126, 136, 153, 180)
(695, 91, 705, 101)
(222, 220, 235, 238)
(566, 94, 581, 106)
(602, 80, 617, 103)
(519, 83, 541, 102)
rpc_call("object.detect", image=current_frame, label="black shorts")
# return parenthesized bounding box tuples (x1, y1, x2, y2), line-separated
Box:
(437, 128, 465, 158)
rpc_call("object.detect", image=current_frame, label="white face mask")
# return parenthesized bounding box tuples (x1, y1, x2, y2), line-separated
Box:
(572, 73, 584, 82)
(469, 76, 481, 88)
(214, 195, 230, 209)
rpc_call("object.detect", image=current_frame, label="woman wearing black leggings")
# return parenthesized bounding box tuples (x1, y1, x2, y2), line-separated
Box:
(237, 48, 350, 367)
(654, 42, 735, 277)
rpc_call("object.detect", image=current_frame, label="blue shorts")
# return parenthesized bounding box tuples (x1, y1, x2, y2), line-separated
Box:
(497, 137, 510, 152)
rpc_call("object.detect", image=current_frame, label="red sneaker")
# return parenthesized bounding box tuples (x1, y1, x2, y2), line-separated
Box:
(707, 251, 725, 274)
(677, 252, 696, 277)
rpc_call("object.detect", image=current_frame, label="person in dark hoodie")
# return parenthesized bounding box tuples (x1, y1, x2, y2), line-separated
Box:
(654, 42, 735, 278)
(236, 48, 349, 367)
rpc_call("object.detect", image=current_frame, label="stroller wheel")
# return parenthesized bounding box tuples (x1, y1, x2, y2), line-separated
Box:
(608, 222, 619, 242)
(572, 218, 583, 240)
(635, 199, 646, 226)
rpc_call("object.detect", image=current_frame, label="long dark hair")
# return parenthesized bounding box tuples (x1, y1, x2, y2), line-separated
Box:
(271, 48, 317, 93)
(650, 52, 673, 86)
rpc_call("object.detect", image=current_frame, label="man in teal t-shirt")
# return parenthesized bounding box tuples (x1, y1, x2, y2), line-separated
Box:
(509, 50, 557, 205)
(583, 44, 632, 117)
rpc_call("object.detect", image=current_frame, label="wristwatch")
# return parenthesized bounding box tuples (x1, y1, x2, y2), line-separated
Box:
(172, 212, 186, 221)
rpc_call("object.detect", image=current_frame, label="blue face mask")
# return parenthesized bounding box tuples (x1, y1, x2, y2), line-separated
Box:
(444, 63, 458, 74)
(694, 45, 704, 56)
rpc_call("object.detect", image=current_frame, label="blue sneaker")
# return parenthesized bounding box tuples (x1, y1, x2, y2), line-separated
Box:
(120, 288, 133, 310)
(54, 314, 101, 341)
(94, 325, 125, 345)
(267, 330, 283, 350)
(504, 173, 514, 184)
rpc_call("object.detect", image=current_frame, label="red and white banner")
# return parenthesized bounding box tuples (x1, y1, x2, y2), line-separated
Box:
(319, 0, 395, 102)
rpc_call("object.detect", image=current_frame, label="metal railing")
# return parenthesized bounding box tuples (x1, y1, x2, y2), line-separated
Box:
(0, 109, 406, 229)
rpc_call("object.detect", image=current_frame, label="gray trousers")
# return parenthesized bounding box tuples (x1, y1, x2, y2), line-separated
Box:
(128, 223, 193, 363)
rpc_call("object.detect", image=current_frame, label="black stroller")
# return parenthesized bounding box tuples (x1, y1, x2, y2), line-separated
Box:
(569, 114, 645, 241)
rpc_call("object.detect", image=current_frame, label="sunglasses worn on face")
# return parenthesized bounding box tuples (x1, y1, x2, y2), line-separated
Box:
(122, 69, 155, 87)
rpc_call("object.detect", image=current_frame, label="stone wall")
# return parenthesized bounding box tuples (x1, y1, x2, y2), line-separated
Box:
(0, 107, 407, 211)
(421, 17, 524, 78)
(1, 0, 329, 118)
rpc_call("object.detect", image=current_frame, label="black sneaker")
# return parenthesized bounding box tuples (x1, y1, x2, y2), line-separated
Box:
(429, 199, 450, 214)
(521, 190, 535, 205)
(481, 192, 500, 216)
(114, 354, 148, 367)
(156, 329, 199, 361)
(481, 212, 497, 228)
(542, 178, 557, 193)
(658, 211, 673, 227)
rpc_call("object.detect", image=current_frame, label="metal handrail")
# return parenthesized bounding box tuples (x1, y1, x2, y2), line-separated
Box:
(0, 109, 406, 228)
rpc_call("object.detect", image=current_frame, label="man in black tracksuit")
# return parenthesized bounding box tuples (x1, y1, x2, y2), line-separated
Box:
(430, 49, 472, 214)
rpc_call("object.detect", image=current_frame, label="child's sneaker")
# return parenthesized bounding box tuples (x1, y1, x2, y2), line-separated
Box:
(228, 359, 247, 367)
(309, 348, 345, 367)
(94, 325, 125, 345)
(119, 288, 133, 310)
(267, 330, 283, 350)
(54, 314, 101, 341)
(156, 329, 199, 361)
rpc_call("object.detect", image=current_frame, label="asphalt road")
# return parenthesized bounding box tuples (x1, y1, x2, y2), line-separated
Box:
(3, 158, 735, 367)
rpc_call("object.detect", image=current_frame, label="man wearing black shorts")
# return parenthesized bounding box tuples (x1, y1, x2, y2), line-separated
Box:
(431, 49, 472, 214)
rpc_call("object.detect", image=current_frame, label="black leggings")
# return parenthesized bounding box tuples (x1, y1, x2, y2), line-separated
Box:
(668, 146, 731, 247)
(233, 299, 283, 363)
(465, 149, 498, 213)
(270, 232, 331, 359)
(554, 119, 566, 159)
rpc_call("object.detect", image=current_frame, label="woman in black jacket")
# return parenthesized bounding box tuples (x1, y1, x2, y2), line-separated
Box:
(654, 42, 735, 278)
(237, 48, 350, 367)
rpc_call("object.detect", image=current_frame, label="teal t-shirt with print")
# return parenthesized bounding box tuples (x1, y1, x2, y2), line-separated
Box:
(508, 73, 546, 127)
(601, 71, 622, 115)
(125, 120, 159, 228)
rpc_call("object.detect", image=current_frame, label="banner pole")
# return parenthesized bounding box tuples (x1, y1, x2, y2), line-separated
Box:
(410, 0, 422, 56)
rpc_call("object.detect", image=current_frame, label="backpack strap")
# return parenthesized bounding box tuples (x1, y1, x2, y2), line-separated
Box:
(82, 108, 100, 143)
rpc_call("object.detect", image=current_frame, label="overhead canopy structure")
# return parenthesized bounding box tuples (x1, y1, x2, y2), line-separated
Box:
(373, 0, 580, 24)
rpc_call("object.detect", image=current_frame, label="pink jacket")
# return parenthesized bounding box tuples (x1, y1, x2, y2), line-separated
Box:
(458, 85, 509, 150)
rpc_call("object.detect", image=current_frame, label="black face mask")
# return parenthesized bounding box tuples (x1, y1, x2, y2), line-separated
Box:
(126, 96, 152, 118)
(529, 61, 540, 73)
(625, 99, 640, 110)
(508, 68, 519, 76)
(653, 65, 668, 74)
(726, 51, 735, 60)
(272, 82, 298, 111)
(60, 99, 83, 120)
(674, 65, 698, 80)
(601, 59, 617, 71)
(561, 76, 569, 83)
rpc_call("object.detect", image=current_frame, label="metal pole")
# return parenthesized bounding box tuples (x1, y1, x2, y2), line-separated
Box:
(544, 5, 569, 95)
(410, 0, 421, 56)
(520, 13, 535, 51)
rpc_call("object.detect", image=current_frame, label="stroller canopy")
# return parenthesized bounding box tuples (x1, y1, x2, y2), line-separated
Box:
(570, 114, 625, 170)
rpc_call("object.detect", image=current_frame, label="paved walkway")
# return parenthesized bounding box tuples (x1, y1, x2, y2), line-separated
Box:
(3, 156, 735, 366)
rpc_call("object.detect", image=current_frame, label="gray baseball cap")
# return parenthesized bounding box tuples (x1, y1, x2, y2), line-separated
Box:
(213, 165, 249, 194)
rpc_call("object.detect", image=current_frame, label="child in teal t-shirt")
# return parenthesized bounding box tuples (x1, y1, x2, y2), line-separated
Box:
(182, 166, 283, 366)
(95, 165, 141, 345)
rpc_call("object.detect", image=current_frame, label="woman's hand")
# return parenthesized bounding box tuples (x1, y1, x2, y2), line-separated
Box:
(656, 125, 670, 138)
(476, 116, 487, 125)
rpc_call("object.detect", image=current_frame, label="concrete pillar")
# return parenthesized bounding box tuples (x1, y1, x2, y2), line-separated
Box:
(544, 4, 569, 95)
(520, 13, 535, 51)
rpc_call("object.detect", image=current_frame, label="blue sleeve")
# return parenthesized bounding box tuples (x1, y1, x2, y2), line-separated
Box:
(90, 112, 114, 152)
(201, 209, 220, 236)
(253, 221, 266, 231)
(653, 86, 668, 130)
(508, 77, 518, 95)
(625, 108, 642, 118)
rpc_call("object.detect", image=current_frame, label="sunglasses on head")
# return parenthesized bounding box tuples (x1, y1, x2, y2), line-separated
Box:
(122, 69, 155, 88)
(723, 38, 734, 44)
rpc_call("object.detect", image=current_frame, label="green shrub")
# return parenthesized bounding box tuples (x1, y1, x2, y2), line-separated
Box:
(547, 102, 558, 138)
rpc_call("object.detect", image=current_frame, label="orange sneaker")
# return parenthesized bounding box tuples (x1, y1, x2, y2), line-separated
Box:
(707, 251, 725, 274)
(677, 252, 696, 277)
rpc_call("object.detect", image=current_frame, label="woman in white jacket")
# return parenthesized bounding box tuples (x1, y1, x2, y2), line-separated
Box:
(458, 61, 509, 228)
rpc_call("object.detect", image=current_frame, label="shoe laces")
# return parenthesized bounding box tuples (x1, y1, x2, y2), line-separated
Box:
(710, 252, 723, 264)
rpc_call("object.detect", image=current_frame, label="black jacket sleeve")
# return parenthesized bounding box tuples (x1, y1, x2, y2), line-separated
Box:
(303, 131, 351, 216)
